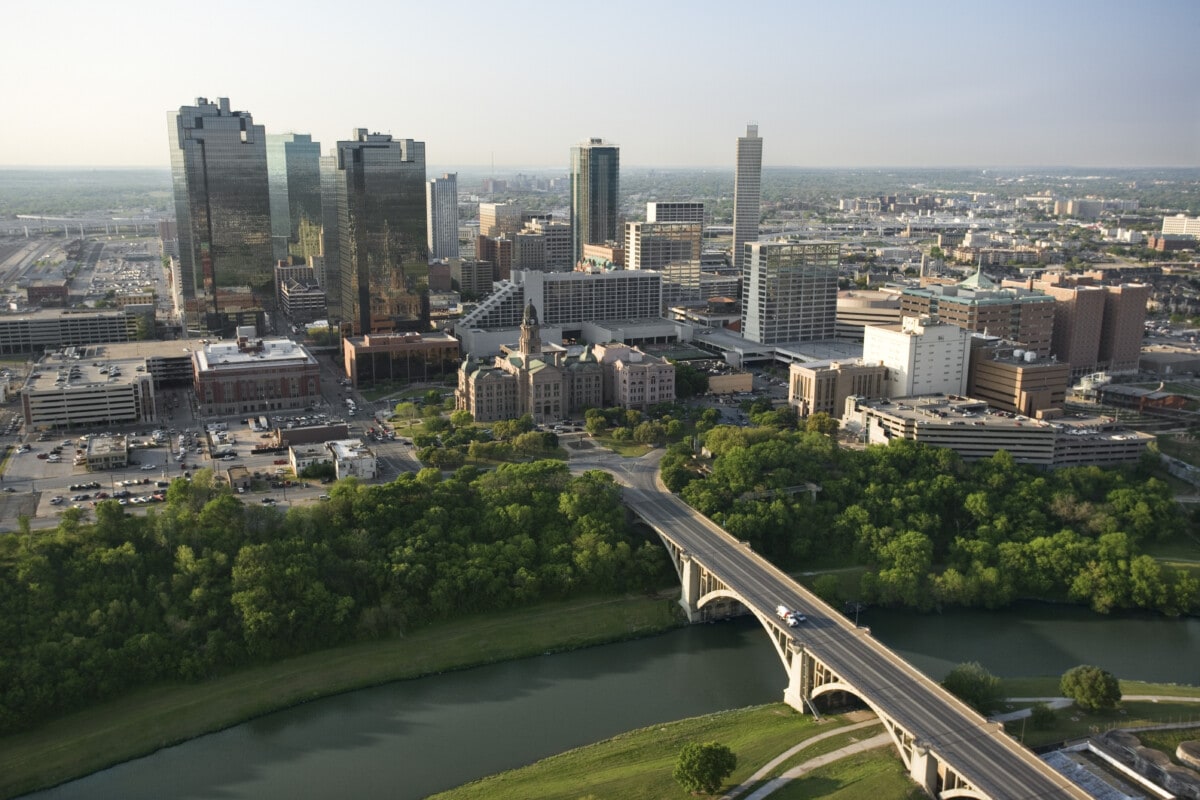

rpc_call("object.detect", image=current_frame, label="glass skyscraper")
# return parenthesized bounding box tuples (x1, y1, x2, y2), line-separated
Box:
(332, 129, 429, 335)
(742, 241, 839, 345)
(570, 138, 620, 264)
(266, 133, 323, 263)
(167, 97, 273, 318)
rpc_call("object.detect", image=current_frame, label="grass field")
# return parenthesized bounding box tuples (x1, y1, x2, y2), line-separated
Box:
(429, 706, 913, 800)
(767, 751, 925, 800)
(0, 594, 683, 800)
(1005, 699, 1200, 748)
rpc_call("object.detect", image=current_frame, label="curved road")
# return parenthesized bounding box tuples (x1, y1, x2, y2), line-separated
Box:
(576, 448, 1088, 800)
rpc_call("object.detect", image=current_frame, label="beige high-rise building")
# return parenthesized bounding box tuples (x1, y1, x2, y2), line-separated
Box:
(625, 220, 702, 309)
(1035, 281, 1106, 377)
(1099, 284, 1150, 374)
(479, 202, 523, 238)
(1032, 275, 1149, 376)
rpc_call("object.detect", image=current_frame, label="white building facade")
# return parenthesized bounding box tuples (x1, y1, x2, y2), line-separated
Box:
(863, 316, 972, 398)
(426, 173, 460, 259)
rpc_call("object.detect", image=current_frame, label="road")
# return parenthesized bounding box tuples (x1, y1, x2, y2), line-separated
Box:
(579, 448, 1088, 800)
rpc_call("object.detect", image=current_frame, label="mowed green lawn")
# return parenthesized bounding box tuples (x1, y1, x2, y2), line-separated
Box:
(0, 594, 682, 800)
(430, 706, 917, 800)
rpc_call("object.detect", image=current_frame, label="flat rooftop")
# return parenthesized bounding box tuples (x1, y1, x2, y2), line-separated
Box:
(195, 338, 316, 371)
(28, 352, 148, 393)
(328, 439, 373, 460)
(857, 395, 1153, 441)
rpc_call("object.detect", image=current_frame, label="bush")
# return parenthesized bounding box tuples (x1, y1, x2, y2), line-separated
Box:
(941, 661, 1003, 714)
(1029, 702, 1056, 729)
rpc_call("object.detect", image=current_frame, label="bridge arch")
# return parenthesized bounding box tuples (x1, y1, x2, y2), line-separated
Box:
(696, 589, 790, 666)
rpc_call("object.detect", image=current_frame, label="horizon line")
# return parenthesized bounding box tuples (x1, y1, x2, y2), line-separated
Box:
(2, 163, 1199, 172)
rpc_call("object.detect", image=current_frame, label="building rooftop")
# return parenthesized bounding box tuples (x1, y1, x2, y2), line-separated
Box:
(856, 395, 1151, 441)
(27, 350, 150, 393)
(195, 337, 316, 371)
(328, 439, 373, 461)
(86, 434, 128, 457)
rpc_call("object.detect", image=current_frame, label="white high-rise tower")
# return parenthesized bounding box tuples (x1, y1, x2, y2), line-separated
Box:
(426, 173, 460, 259)
(732, 124, 762, 271)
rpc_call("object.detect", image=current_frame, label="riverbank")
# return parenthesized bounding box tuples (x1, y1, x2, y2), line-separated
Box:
(430, 681, 1200, 800)
(0, 593, 683, 800)
(427, 705, 918, 800)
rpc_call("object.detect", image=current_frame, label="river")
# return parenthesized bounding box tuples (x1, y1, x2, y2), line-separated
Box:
(27, 603, 1200, 800)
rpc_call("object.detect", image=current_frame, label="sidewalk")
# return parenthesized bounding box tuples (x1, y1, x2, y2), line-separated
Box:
(722, 718, 883, 800)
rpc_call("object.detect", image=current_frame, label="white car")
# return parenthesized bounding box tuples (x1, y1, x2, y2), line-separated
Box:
(140, 464, 157, 471)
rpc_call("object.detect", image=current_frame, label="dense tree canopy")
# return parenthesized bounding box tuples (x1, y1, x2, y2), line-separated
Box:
(942, 662, 1003, 714)
(0, 463, 671, 735)
(676, 427, 1195, 616)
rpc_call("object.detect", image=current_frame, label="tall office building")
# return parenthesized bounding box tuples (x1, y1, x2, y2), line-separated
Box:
(570, 138, 620, 264)
(479, 202, 523, 238)
(167, 97, 273, 319)
(732, 124, 763, 270)
(625, 220, 703, 308)
(742, 241, 839, 344)
(1098, 283, 1150, 374)
(331, 129, 429, 335)
(426, 173, 460, 259)
(266, 133, 323, 263)
(318, 154, 341, 311)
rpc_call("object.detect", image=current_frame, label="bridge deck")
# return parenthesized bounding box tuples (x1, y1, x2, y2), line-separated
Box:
(622, 476, 1090, 800)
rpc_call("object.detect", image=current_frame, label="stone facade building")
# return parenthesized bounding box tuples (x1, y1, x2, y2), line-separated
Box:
(456, 302, 674, 422)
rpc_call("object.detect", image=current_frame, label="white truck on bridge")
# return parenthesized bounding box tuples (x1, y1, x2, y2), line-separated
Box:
(775, 604, 806, 626)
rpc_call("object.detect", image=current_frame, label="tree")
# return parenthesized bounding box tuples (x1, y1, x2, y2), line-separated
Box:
(449, 409, 473, 428)
(942, 662, 1003, 714)
(673, 741, 737, 795)
(394, 402, 418, 423)
(805, 412, 839, 436)
(1060, 665, 1121, 711)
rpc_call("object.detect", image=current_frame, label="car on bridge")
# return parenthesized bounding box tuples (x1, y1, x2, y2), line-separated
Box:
(775, 604, 806, 627)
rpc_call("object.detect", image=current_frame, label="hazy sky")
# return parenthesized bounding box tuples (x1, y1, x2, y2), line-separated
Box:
(3, 0, 1198, 169)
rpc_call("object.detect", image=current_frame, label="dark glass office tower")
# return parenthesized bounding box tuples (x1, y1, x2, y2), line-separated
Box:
(266, 133, 323, 263)
(319, 154, 342, 315)
(570, 138, 620, 264)
(332, 129, 429, 335)
(167, 97, 273, 317)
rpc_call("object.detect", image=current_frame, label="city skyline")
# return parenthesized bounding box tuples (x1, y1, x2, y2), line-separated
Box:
(3, 0, 1198, 170)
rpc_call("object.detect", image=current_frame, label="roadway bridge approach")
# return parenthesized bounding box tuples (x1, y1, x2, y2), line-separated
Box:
(601, 451, 1089, 800)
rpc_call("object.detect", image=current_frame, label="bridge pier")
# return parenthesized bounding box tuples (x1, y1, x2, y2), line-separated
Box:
(908, 741, 939, 796)
(782, 641, 809, 713)
(678, 552, 702, 623)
